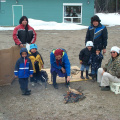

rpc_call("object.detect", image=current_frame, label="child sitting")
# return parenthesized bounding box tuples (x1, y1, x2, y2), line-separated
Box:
(79, 41, 93, 79)
(14, 48, 33, 95)
(28, 44, 44, 86)
(88, 48, 103, 81)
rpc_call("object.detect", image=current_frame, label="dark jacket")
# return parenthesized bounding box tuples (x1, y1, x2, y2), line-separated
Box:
(85, 23, 108, 52)
(13, 24, 37, 45)
(88, 53, 103, 70)
(79, 47, 92, 65)
(14, 48, 33, 78)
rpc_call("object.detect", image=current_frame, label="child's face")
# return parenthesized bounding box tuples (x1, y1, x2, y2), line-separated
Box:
(96, 50, 100, 55)
(21, 52, 27, 58)
(87, 46, 92, 51)
(31, 48, 37, 53)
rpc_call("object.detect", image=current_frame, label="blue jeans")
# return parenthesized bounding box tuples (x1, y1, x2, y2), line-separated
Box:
(80, 64, 89, 71)
(19, 78, 28, 91)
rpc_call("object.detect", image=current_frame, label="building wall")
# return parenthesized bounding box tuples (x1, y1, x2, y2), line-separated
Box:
(0, 0, 94, 26)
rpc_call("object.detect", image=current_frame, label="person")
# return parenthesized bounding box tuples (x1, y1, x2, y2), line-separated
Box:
(13, 16, 37, 47)
(50, 48, 70, 89)
(85, 15, 108, 54)
(79, 41, 93, 79)
(28, 44, 44, 86)
(88, 48, 103, 81)
(14, 48, 33, 95)
(97, 46, 120, 91)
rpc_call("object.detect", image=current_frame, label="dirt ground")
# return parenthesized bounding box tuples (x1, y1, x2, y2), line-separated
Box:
(0, 26, 120, 120)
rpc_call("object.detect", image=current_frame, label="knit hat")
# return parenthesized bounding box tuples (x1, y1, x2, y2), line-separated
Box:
(86, 41, 93, 47)
(111, 46, 120, 54)
(30, 44, 37, 50)
(54, 49, 64, 56)
(91, 15, 101, 24)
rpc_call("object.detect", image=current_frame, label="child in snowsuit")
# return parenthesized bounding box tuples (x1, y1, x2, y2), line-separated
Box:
(14, 48, 33, 95)
(28, 44, 44, 86)
(88, 49, 103, 81)
(79, 41, 93, 79)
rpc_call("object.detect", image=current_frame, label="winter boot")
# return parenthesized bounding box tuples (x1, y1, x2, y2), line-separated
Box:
(91, 74, 96, 82)
(21, 90, 31, 95)
(80, 71, 85, 79)
(86, 70, 89, 79)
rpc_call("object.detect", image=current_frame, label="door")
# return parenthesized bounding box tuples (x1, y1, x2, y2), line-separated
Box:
(12, 5, 23, 26)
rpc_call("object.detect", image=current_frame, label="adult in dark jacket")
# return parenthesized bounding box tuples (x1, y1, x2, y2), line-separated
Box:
(13, 16, 37, 47)
(85, 15, 108, 54)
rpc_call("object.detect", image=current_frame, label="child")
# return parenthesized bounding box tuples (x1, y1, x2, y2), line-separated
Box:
(28, 44, 44, 86)
(79, 41, 93, 79)
(88, 48, 103, 81)
(14, 48, 33, 95)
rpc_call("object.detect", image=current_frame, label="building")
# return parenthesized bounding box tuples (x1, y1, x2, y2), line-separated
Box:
(0, 0, 94, 26)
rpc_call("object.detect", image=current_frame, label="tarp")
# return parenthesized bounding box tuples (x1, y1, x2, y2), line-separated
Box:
(45, 66, 92, 84)
(0, 46, 21, 86)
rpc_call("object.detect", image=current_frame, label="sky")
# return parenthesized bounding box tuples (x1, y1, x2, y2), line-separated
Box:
(0, 13, 120, 31)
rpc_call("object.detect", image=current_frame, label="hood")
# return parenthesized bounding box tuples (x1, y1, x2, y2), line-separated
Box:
(20, 48, 28, 56)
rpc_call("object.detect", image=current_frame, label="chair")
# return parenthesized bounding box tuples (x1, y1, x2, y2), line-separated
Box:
(110, 82, 120, 94)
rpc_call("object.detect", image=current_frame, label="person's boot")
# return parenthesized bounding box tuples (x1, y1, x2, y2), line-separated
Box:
(21, 90, 31, 95)
(86, 70, 89, 79)
(81, 71, 85, 79)
(101, 86, 110, 91)
(53, 83, 58, 89)
(91, 74, 96, 82)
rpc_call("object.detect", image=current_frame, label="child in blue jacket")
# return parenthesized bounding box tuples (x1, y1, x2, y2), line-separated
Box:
(14, 48, 33, 95)
(88, 48, 103, 81)
(50, 48, 70, 89)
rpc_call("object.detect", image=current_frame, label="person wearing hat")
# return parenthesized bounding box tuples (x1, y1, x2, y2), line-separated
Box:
(79, 41, 93, 79)
(13, 16, 37, 47)
(97, 46, 120, 91)
(85, 15, 108, 54)
(50, 48, 70, 89)
(28, 44, 44, 86)
(88, 48, 103, 82)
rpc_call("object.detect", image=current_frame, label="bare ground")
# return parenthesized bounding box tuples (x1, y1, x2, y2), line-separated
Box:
(0, 26, 120, 120)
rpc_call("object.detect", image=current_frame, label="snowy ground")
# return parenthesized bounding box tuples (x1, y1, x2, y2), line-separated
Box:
(0, 13, 120, 30)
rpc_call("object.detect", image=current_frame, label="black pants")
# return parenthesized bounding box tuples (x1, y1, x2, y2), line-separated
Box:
(19, 78, 28, 91)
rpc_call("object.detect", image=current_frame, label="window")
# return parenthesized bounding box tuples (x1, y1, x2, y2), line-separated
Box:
(63, 3, 82, 24)
(0, 0, 6, 2)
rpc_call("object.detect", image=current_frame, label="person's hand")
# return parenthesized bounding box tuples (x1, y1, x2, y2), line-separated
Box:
(80, 60, 83, 64)
(42, 65, 44, 68)
(15, 75, 18, 78)
(61, 67, 66, 73)
(103, 49, 106, 54)
(102, 70, 105, 75)
(67, 76, 70, 82)
(30, 75, 33, 77)
(20, 44, 24, 47)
